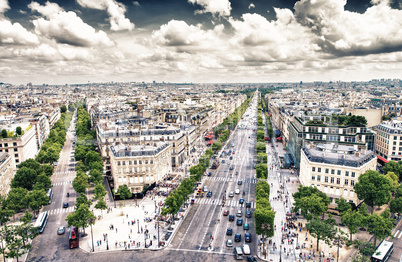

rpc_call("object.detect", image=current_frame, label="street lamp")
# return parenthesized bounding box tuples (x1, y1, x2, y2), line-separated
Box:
(106, 233, 109, 250)
(137, 219, 140, 233)
(261, 223, 270, 259)
(157, 218, 160, 248)
(87, 218, 95, 252)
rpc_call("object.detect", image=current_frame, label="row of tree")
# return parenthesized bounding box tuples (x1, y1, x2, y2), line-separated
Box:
(254, 180, 275, 248)
(256, 96, 268, 179)
(265, 113, 274, 138)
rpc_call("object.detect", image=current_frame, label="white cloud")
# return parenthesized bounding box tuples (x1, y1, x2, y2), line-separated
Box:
(29, 2, 114, 47)
(133, 1, 140, 7)
(0, 19, 39, 45)
(188, 0, 231, 17)
(248, 3, 255, 9)
(0, 0, 9, 13)
(77, 0, 134, 31)
(294, 0, 402, 56)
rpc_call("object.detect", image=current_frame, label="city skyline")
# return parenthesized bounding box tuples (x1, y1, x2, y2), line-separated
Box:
(1, 0, 402, 85)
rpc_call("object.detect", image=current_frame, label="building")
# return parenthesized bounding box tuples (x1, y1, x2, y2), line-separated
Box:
(300, 143, 377, 206)
(0, 122, 38, 165)
(29, 115, 50, 149)
(373, 119, 402, 161)
(288, 115, 375, 168)
(0, 152, 16, 196)
(109, 142, 171, 193)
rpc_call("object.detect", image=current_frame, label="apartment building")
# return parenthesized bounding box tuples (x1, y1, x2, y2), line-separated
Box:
(0, 122, 38, 165)
(0, 152, 16, 196)
(373, 119, 402, 161)
(300, 143, 377, 206)
(29, 115, 50, 149)
(288, 116, 375, 168)
(109, 142, 171, 193)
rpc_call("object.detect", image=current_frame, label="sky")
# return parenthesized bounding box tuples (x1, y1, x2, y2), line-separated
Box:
(0, 0, 401, 85)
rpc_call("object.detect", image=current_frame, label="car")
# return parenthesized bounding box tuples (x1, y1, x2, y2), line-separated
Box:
(246, 202, 251, 208)
(253, 164, 256, 169)
(229, 191, 234, 197)
(239, 198, 244, 204)
(235, 188, 240, 194)
(229, 166, 233, 170)
(226, 228, 233, 236)
(229, 215, 235, 222)
(229, 156, 233, 160)
(222, 159, 225, 163)
(247, 256, 257, 262)
(236, 218, 243, 226)
(206, 191, 212, 197)
(238, 180, 242, 185)
(233, 151, 235, 154)
(57, 226, 65, 235)
(226, 239, 233, 247)
(203, 186, 208, 192)
(237, 210, 242, 217)
(235, 234, 241, 242)
(243, 223, 249, 230)
(63, 203, 69, 208)
(207, 172, 212, 176)
(246, 211, 252, 218)
(223, 210, 229, 216)
(245, 233, 252, 242)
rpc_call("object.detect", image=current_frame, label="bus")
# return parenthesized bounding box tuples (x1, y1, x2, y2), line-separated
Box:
(34, 211, 49, 234)
(234, 246, 243, 260)
(371, 240, 393, 262)
(46, 188, 53, 204)
(69, 226, 79, 249)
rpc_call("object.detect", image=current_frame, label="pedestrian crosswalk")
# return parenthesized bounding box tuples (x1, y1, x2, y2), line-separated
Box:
(192, 198, 255, 208)
(54, 171, 75, 175)
(394, 230, 402, 239)
(206, 177, 258, 184)
(47, 206, 75, 215)
(52, 181, 72, 186)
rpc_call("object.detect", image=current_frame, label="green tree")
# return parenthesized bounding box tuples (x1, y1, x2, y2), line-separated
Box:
(75, 160, 88, 173)
(256, 189, 269, 200)
(383, 160, 402, 181)
(354, 170, 394, 213)
(117, 185, 132, 205)
(41, 164, 54, 176)
(256, 164, 268, 179)
(254, 208, 275, 237)
(2, 224, 31, 262)
(256, 198, 272, 210)
(75, 194, 91, 209)
(396, 186, 402, 198)
(11, 167, 38, 190)
(17, 159, 41, 171)
(72, 174, 89, 194)
(306, 217, 337, 251)
(205, 149, 214, 158)
(66, 204, 95, 235)
(211, 141, 222, 151)
(336, 198, 352, 214)
(27, 189, 49, 216)
(94, 197, 108, 218)
(293, 193, 328, 221)
(256, 130, 265, 140)
(89, 161, 103, 172)
(94, 184, 107, 201)
(1, 129, 7, 138)
(366, 210, 394, 245)
(385, 171, 399, 190)
(34, 174, 52, 191)
(89, 169, 103, 185)
(5, 187, 28, 220)
(16, 126, 22, 136)
(256, 180, 270, 196)
(390, 197, 402, 217)
(256, 142, 266, 153)
(85, 151, 102, 166)
(60, 105, 67, 113)
(341, 209, 364, 241)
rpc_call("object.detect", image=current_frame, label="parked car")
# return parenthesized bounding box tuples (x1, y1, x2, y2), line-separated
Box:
(226, 239, 233, 247)
(247, 256, 257, 262)
(57, 226, 65, 235)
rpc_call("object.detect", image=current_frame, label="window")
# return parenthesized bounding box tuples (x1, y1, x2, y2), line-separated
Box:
(13, 142, 17, 146)
(336, 178, 340, 184)
(16, 159, 19, 163)
(14, 148, 18, 152)
(337, 170, 341, 175)
(317, 175, 321, 181)
(331, 169, 335, 175)
(312, 176, 315, 180)
(4, 143, 8, 147)
(394, 136, 398, 140)
(129, 161, 132, 165)
(351, 180, 355, 186)
(344, 179, 349, 185)
(145, 160, 148, 164)
(351, 172, 355, 177)
(325, 169, 329, 174)
(0, 144, 2, 147)
(118, 161, 121, 166)
(345, 171, 349, 176)
(312, 167, 316, 172)
(134, 160, 137, 165)
(330, 177, 334, 183)
(122, 161, 126, 165)
(139, 160, 142, 164)
(14, 154, 18, 158)
(325, 176, 329, 182)
(150, 160, 153, 164)
(317, 168, 321, 172)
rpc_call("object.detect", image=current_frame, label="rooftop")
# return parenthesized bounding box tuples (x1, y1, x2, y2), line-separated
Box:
(110, 142, 170, 157)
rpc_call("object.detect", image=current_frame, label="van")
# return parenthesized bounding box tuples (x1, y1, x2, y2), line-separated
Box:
(243, 244, 251, 255)
(203, 186, 208, 192)
(235, 247, 243, 260)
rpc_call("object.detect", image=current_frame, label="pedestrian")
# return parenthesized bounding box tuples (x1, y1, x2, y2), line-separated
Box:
(116, 228, 118, 233)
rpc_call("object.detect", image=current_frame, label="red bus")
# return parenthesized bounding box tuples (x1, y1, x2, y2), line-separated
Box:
(69, 226, 79, 249)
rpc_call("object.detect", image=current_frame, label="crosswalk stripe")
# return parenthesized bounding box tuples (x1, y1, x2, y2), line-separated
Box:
(395, 230, 400, 237)
(398, 231, 402, 239)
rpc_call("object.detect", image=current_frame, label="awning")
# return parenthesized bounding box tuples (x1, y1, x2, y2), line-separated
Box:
(207, 140, 214, 145)
(377, 156, 389, 163)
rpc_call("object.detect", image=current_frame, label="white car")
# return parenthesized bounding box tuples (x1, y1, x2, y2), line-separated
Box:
(235, 188, 240, 194)
(226, 239, 233, 247)
(229, 191, 234, 197)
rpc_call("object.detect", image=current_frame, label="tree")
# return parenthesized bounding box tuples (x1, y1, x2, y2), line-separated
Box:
(73, 174, 89, 194)
(1, 129, 7, 138)
(390, 197, 402, 217)
(256, 164, 268, 179)
(383, 160, 402, 181)
(396, 186, 402, 198)
(366, 210, 394, 245)
(117, 185, 132, 205)
(66, 204, 95, 235)
(27, 189, 49, 216)
(89, 161, 103, 172)
(89, 169, 103, 185)
(254, 208, 275, 237)
(75, 194, 91, 209)
(211, 141, 222, 151)
(94, 197, 108, 218)
(41, 164, 54, 177)
(16, 126, 22, 136)
(256, 142, 266, 153)
(60, 105, 67, 113)
(18, 159, 41, 171)
(75, 161, 88, 173)
(385, 172, 399, 190)
(256, 198, 272, 210)
(341, 209, 364, 241)
(354, 170, 394, 213)
(5, 188, 28, 220)
(34, 174, 52, 191)
(11, 167, 37, 190)
(293, 193, 328, 221)
(306, 217, 337, 251)
(256, 180, 270, 196)
(85, 151, 102, 167)
(205, 149, 214, 158)
(257, 189, 269, 200)
(256, 130, 265, 140)
(336, 198, 352, 214)
(94, 184, 107, 201)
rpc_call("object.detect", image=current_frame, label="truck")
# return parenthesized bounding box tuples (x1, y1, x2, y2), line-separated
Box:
(211, 160, 219, 169)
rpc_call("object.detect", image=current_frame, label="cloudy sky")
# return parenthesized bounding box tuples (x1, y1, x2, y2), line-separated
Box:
(0, 0, 402, 85)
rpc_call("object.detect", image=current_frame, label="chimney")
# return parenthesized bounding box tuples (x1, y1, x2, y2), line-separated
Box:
(355, 152, 360, 157)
